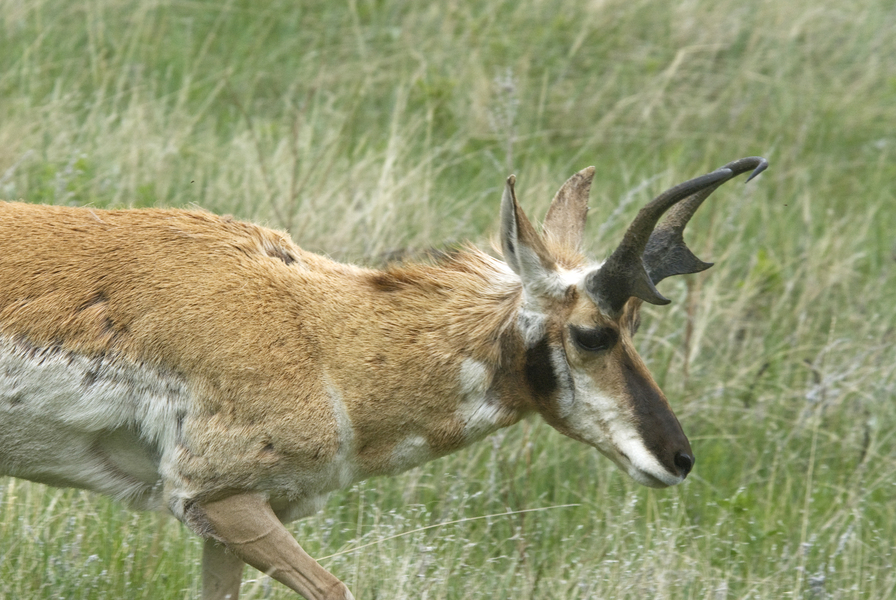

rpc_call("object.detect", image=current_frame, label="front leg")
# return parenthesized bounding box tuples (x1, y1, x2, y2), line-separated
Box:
(195, 493, 354, 600)
(202, 538, 244, 600)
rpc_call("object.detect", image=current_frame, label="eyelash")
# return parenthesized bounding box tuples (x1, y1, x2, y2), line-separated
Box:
(569, 325, 619, 352)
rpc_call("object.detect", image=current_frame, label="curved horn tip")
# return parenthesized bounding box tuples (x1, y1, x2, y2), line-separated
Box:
(631, 273, 672, 307)
(654, 296, 672, 306)
(745, 158, 769, 183)
(506, 174, 516, 187)
(635, 287, 671, 307)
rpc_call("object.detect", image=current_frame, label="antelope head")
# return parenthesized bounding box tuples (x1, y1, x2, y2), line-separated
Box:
(501, 157, 767, 487)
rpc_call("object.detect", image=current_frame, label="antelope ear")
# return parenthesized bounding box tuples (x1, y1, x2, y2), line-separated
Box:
(500, 175, 560, 298)
(542, 166, 595, 252)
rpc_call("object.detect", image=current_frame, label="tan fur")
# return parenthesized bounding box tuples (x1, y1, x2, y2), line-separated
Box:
(0, 164, 698, 599)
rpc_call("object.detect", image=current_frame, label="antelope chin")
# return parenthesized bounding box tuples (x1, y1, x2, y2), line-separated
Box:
(603, 447, 685, 489)
(626, 464, 683, 489)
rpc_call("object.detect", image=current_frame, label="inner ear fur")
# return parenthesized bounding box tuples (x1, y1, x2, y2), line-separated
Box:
(500, 175, 557, 278)
(542, 166, 595, 265)
(622, 298, 643, 335)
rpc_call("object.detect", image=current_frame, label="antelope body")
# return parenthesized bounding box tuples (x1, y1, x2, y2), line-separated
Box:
(0, 157, 766, 599)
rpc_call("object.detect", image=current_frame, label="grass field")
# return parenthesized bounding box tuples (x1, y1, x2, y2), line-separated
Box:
(2, 0, 895, 598)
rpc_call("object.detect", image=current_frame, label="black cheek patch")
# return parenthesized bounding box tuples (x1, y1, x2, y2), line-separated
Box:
(525, 337, 558, 408)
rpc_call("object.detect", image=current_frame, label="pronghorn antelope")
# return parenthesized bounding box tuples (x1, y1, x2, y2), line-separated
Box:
(0, 156, 766, 599)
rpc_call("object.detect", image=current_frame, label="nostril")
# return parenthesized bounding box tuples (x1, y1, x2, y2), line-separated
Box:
(674, 452, 694, 477)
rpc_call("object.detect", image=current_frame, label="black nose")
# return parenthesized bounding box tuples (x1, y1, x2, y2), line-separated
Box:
(674, 452, 694, 477)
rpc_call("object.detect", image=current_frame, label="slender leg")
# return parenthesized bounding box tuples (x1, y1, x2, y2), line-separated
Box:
(197, 493, 354, 600)
(202, 538, 244, 600)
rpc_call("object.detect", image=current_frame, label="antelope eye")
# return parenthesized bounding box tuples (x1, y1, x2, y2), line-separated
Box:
(569, 325, 619, 353)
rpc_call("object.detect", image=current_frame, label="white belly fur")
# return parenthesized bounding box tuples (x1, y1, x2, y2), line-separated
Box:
(0, 336, 190, 511)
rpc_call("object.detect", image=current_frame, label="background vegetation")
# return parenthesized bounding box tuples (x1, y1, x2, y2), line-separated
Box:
(1, 0, 894, 598)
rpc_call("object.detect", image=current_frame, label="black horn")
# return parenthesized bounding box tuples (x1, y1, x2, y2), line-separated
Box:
(586, 157, 768, 316)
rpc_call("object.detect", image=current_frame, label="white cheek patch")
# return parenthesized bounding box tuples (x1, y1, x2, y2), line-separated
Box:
(565, 369, 682, 488)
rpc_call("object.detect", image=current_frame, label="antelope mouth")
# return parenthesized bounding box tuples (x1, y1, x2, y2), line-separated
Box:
(615, 449, 688, 489)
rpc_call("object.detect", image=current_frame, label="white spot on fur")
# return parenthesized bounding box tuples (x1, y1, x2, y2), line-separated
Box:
(519, 262, 592, 304)
(389, 435, 433, 473)
(325, 381, 357, 489)
(517, 310, 546, 348)
(558, 265, 592, 290)
(459, 358, 490, 397)
(455, 358, 512, 442)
